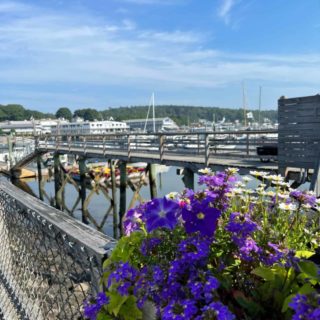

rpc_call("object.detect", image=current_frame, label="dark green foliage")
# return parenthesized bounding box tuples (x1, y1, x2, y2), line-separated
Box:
(73, 108, 102, 121)
(101, 105, 277, 125)
(56, 107, 73, 121)
(0, 104, 54, 121)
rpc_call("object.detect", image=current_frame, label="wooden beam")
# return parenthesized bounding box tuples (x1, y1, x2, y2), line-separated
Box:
(183, 167, 194, 190)
(119, 161, 127, 236)
(109, 160, 118, 239)
(54, 153, 62, 210)
(148, 163, 157, 199)
(79, 157, 88, 224)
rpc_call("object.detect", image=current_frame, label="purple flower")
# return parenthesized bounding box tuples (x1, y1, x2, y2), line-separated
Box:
(144, 197, 180, 232)
(289, 293, 320, 320)
(178, 236, 211, 262)
(182, 201, 221, 237)
(201, 301, 235, 320)
(140, 237, 161, 256)
(188, 280, 203, 300)
(83, 292, 109, 320)
(260, 242, 286, 266)
(225, 212, 259, 236)
(203, 276, 220, 302)
(290, 190, 317, 207)
(163, 300, 198, 320)
(238, 237, 261, 261)
(123, 207, 143, 235)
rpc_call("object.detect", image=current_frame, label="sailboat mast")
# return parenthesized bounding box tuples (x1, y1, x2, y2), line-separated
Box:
(242, 81, 247, 127)
(258, 86, 262, 128)
(152, 92, 155, 133)
(143, 93, 153, 133)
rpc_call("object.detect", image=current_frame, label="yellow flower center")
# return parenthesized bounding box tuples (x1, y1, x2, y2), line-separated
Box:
(197, 212, 205, 219)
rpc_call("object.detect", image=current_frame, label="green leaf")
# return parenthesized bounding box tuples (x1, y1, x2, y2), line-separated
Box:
(252, 266, 275, 281)
(298, 261, 320, 280)
(298, 283, 316, 295)
(107, 292, 128, 316)
(295, 251, 315, 259)
(118, 296, 142, 320)
(281, 294, 296, 313)
(97, 312, 113, 320)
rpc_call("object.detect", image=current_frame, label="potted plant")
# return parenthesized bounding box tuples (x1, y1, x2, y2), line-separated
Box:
(84, 168, 320, 319)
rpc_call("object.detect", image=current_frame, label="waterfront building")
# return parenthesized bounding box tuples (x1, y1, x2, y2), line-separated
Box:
(124, 117, 179, 132)
(0, 119, 67, 135)
(51, 119, 128, 135)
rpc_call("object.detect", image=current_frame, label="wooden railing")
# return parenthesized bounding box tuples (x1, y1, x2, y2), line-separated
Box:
(36, 130, 278, 166)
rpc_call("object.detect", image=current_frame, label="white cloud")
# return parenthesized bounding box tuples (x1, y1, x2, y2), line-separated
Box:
(0, 0, 319, 109)
(218, 0, 237, 24)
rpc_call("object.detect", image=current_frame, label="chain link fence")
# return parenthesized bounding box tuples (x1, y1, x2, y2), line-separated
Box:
(0, 180, 116, 320)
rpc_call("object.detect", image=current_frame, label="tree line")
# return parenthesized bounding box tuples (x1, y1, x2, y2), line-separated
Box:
(0, 104, 278, 125)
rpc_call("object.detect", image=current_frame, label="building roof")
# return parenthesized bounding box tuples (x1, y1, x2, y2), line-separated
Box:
(124, 117, 173, 123)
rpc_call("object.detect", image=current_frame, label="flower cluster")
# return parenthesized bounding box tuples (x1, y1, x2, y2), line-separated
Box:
(84, 168, 320, 320)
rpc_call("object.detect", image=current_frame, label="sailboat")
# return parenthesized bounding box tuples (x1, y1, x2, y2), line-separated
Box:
(143, 92, 156, 133)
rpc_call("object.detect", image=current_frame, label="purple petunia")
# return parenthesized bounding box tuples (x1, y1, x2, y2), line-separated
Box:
(123, 206, 144, 235)
(144, 197, 180, 232)
(182, 200, 221, 237)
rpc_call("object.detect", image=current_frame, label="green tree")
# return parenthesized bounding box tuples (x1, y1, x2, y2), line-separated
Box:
(73, 108, 101, 121)
(56, 107, 73, 121)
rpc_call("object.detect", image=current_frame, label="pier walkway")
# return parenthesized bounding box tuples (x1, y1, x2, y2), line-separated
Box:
(35, 130, 278, 173)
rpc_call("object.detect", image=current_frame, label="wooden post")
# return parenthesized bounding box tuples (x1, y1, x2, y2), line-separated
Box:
(119, 161, 127, 236)
(127, 134, 131, 160)
(205, 133, 210, 167)
(110, 160, 118, 239)
(79, 157, 88, 224)
(36, 154, 44, 201)
(159, 134, 164, 162)
(54, 153, 62, 210)
(183, 167, 194, 190)
(246, 133, 249, 155)
(7, 133, 13, 169)
(148, 163, 157, 199)
(310, 157, 320, 197)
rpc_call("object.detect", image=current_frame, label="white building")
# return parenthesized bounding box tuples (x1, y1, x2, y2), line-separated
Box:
(51, 120, 128, 135)
(125, 117, 179, 132)
(0, 119, 71, 135)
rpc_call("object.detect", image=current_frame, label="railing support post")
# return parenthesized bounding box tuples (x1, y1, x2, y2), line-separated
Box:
(54, 153, 62, 210)
(205, 134, 210, 167)
(159, 134, 164, 162)
(109, 160, 118, 239)
(148, 163, 157, 199)
(246, 133, 249, 155)
(183, 167, 194, 190)
(119, 161, 127, 236)
(127, 135, 131, 160)
(37, 154, 44, 201)
(79, 157, 88, 224)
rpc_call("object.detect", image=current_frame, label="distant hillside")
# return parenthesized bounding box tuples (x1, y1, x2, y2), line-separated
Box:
(100, 105, 278, 126)
(0, 103, 277, 125)
(0, 104, 54, 121)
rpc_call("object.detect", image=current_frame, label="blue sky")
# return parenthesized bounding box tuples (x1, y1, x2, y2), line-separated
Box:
(0, 0, 319, 113)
